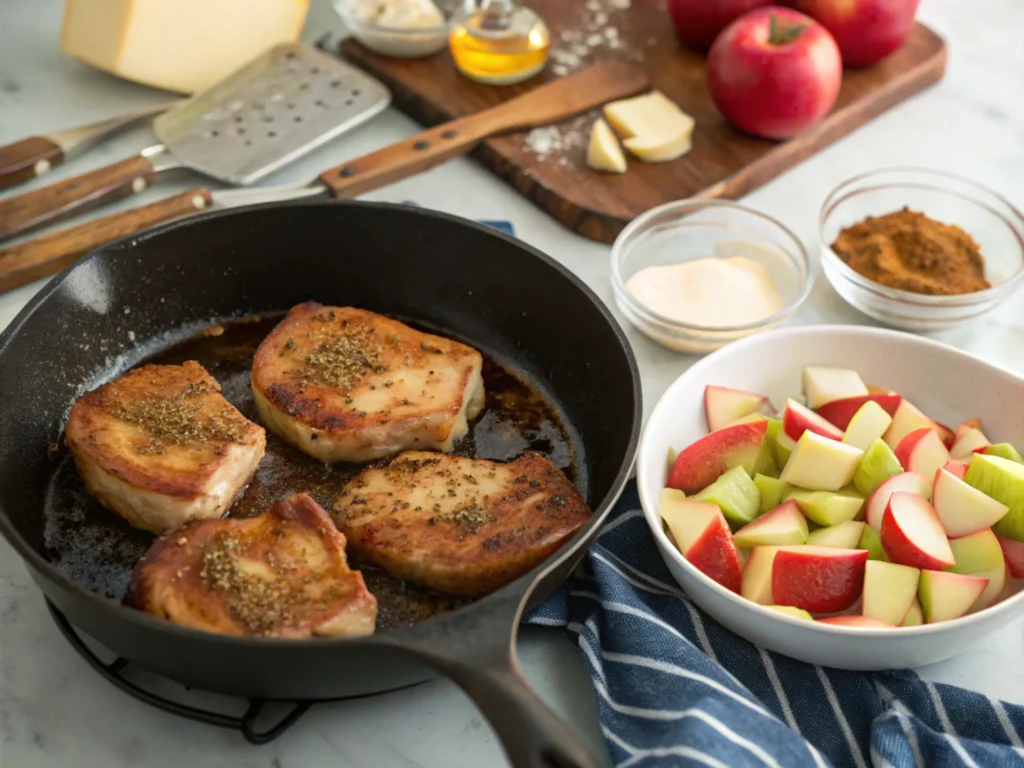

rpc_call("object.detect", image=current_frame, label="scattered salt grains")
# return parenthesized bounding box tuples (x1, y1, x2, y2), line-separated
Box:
(544, 0, 640, 80)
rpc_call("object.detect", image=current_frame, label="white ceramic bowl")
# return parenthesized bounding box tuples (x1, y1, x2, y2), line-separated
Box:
(637, 325, 1024, 670)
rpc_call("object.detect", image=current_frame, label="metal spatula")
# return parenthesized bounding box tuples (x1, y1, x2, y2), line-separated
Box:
(0, 43, 390, 241)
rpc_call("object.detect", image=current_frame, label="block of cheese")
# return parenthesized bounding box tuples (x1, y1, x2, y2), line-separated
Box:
(60, 0, 310, 94)
(587, 119, 627, 173)
(603, 91, 695, 163)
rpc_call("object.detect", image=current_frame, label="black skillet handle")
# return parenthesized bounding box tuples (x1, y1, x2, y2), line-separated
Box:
(378, 589, 602, 768)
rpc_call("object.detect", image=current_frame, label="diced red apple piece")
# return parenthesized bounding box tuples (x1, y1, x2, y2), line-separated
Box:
(783, 399, 844, 441)
(935, 422, 955, 450)
(780, 431, 863, 491)
(741, 546, 782, 604)
(801, 366, 868, 409)
(881, 492, 954, 570)
(862, 560, 920, 625)
(659, 497, 742, 592)
(950, 427, 989, 461)
(939, 459, 968, 481)
(667, 420, 768, 495)
(865, 472, 931, 531)
(895, 428, 950, 481)
(902, 599, 924, 626)
(841, 400, 893, 451)
(932, 468, 1009, 538)
(818, 615, 894, 628)
(806, 520, 866, 549)
(996, 532, 1024, 578)
(949, 529, 1007, 612)
(704, 385, 775, 432)
(919, 570, 989, 623)
(884, 400, 941, 450)
(771, 546, 869, 613)
(817, 392, 902, 431)
(733, 500, 809, 548)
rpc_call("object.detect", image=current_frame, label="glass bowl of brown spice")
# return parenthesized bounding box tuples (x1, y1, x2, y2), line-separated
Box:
(820, 168, 1024, 331)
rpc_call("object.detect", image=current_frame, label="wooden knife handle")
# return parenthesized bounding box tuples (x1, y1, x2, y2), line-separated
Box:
(318, 60, 649, 199)
(0, 188, 212, 293)
(0, 137, 64, 190)
(0, 154, 158, 242)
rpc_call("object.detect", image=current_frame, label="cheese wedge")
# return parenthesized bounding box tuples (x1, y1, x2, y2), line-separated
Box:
(60, 0, 309, 94)
(587, 119, 627, 173)
(603, 91, 695, 163)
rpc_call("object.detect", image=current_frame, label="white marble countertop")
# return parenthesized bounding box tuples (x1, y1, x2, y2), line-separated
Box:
(2, 0, 1023, 766)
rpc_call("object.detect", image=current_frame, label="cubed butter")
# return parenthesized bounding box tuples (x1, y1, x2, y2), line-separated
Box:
(587, 118, 627, 173)
(603, 90, 695, 163)
(60, 0, 309, 94)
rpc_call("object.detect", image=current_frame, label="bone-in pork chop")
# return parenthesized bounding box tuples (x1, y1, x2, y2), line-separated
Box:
(65, 361, 265, 535)
(131, 493, 377, 638)
(332, 451, 591, 597)
(252, 304, 485, 463)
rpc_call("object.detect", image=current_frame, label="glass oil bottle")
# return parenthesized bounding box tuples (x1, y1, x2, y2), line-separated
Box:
(448, 0, 551, 85)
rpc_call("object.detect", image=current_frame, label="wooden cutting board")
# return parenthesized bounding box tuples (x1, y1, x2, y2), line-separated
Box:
(341, 1, 947, 244)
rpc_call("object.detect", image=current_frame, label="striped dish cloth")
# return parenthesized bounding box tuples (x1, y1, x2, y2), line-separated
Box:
(524, 482, 1024, 768)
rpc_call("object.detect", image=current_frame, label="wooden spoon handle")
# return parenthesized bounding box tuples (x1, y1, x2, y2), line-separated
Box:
(0, 188, 212, 293)
(318, 61, 649, 199)
(0, 154, 159, 242)
(0, 137, 64, 190)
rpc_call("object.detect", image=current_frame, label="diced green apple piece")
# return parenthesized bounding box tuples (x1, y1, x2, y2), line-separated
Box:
(933, 468, 1009, 538)
(786, 487, 864, 526)
(780, 431, 864, 492)
(918, 570, 989, 623)
(765, 605, 813, 620)
(693, 465, 761, 530)
(862, 560, 920, 625)
(741, 546, 782, 604)
(666, 447, 677, 476)
(865, 472, 932, 531)
(853, 438, 903, 497)
(983, 443, 1024, 464)
(703, 385, 774, 432)
(806, 520, 866, 549)
(801, 366, 868, 409)
(964, 453, 1024, 541)
(667, 421, 768, 495)
(902, 599, 924, 626)
(858, 524, 888, 562)
(774, 428, 797, 468)
(659, 496, 743, 592)
(842, 401, 893, 451)
(948, 529, 1007, 612)
(733, 500, 808, 548)
(754, 473, 791, 515)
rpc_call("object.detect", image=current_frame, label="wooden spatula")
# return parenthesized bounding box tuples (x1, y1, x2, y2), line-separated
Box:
(0, 61, 649, 293)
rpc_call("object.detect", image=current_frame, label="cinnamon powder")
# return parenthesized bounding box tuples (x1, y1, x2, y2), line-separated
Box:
(831, 207, 990, 296)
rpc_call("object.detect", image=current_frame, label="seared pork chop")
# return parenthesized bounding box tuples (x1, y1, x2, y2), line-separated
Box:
(251, 304, 485, 463)
(332, 451, 591, 597)
(132, 493, 377, 638)
(65, 361, 265, 535)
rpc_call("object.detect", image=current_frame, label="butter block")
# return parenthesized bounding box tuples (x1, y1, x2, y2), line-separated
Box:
(603, 90, 695, 163)
(587, 119, 627, 173)
(60, 0, 309, 94)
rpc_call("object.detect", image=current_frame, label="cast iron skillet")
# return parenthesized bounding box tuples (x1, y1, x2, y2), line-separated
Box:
(0, 202, 641, 768)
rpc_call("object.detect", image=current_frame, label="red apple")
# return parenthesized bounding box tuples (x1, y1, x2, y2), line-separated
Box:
(996, 533, 1024, 579)
(865, 471, 931, 531)
(667, 0, 774, 50)
(816, 392, 902, 431)
(704, 385, 775, 432)
(881, 492, 955, 570)
(786, 0, 920, 67)
(707, 6, 842, 140)
(783, 398, 844, 441)
(950, 427, 989, 460)
(660, 498, 744, 592)
(939, 459, 968, 482)
(771, 545, 868, 613)
(932, 468, 1009, 538)
(667, 420, 768, 494)
(818, 615, 894, 628)
(934, 422, 956, 450)
(894, 428, 950, 480)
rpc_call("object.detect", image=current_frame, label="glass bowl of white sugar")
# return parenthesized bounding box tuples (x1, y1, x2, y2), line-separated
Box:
(611, 200, 813, 354)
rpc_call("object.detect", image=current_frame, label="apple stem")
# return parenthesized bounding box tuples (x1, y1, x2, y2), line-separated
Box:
(768, 13, 807, 45)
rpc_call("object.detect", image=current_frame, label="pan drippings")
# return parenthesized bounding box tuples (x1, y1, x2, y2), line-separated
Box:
(42, 315, 583, 631)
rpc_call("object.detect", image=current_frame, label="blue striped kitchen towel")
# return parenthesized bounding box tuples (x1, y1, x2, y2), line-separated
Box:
(525, 481, 1024, 768)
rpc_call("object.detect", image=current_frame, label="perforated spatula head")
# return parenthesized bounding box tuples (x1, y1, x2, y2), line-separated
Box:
(153, 43, 390, 186)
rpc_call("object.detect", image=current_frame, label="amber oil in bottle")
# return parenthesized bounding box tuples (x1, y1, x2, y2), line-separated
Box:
(448, 0, 551, 85)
